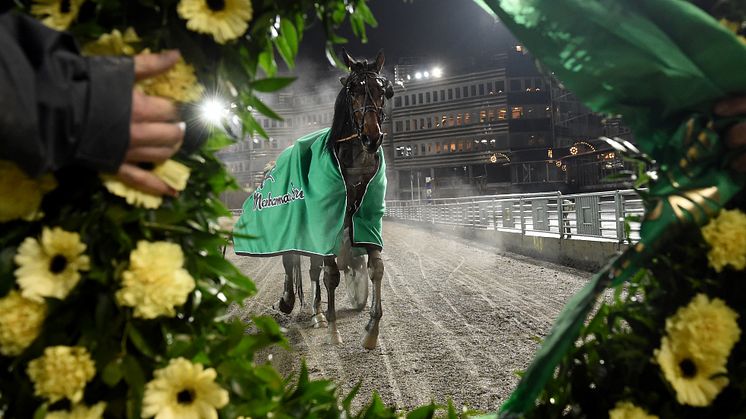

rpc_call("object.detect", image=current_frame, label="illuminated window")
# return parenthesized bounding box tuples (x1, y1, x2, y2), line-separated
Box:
(464, 113, 471, 124)
(456, 114, 462, 126)
(480, 111, 487, 123)
(511, 107, 524, 119)
(488, 110, 495, 121)
(441, 114, 447, 127)
(498, 108, 507, 119)
(436, 143, 441, 153)
(428, 143, 432, 153)
(448, 115, 454, 127)
(458, 141, 464, 152)
(450, 143, 456, 152)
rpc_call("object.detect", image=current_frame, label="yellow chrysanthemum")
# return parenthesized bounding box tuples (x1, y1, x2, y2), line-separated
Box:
(665, 293, 741, 361)
(101, 160, 191, 209)
(142, 357, 229, 419)
(177, 0, 253, 44)
(0, 291, 47, 356)
(608, 401, 658, 419)
(701, 209, 746, 272)
(138, 58, 204, 103)
(655, 337, 729, 407)
(15, 227, 90, 302)
(46, 402, 106, 419)
(83, 27, 140, 56)
(31, 0, 86, 30)
(116, 241, 195, 319)
(0, 160, 56, 223)
(27, 346, 95, 403)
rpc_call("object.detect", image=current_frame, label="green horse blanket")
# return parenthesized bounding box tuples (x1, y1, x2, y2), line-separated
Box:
(233, 128, 386, 257)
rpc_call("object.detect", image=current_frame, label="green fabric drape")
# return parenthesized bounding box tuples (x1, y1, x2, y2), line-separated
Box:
(233, 128, 386, 257)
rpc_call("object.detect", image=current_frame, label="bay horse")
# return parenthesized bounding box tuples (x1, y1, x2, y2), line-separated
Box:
(274, 49, 393, 350)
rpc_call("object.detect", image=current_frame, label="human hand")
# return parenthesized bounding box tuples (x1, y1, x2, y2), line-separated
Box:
(714, 97, 746, 172)
(117, 50, 185, 196)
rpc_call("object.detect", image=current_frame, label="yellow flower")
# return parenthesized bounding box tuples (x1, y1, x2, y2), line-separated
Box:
(116, 241, 195, 319)
(701, 209, 746, 272)
(608, 401, 658, 419)
(655, 337, 729, 407)
(177, 0, 253, 44)
(46, 402, 106, 419)
(138, 58, 204, 103)
(15, 227, 90, 302)
(83, 27, 140, 56)
(142, 357, 229, 419)
(0, 291, 47, 356)
(31, 0, 85, 30)
(0, 160, 56, 223)
(664, 294, 741, 361)
(101, 159, 191, 209)
(27, 346, 96, 403)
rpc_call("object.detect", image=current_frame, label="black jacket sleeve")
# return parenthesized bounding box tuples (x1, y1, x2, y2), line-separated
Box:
(0, 12, 133, 176)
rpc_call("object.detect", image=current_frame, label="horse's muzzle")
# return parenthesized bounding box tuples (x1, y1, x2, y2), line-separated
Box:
(361, 134, 383, 153)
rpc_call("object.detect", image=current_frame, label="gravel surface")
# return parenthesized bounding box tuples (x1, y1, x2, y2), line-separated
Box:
(227, 221, 590, 413)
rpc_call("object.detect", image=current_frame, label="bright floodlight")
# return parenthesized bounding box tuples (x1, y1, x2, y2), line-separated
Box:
(414, 72, 422, 80)
(423, 71, 430, 78)
(201, 99, 226, 124)
(432, 67, 443, 78)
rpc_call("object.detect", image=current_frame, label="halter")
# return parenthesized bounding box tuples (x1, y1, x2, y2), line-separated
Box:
(338, 70, 389, 144)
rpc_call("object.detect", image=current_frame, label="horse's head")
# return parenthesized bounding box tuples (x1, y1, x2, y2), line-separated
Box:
(339, 49, 394, 154)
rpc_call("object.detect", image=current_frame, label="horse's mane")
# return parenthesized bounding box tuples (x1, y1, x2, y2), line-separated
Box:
(327, 86, 351, 152)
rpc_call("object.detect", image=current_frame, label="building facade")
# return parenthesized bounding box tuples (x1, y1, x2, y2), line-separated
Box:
(388, 47, 631, 199)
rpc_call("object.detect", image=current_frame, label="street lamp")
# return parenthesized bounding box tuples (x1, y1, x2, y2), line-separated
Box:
(432, 67, 443, 78)
(414, 72, 422, 80)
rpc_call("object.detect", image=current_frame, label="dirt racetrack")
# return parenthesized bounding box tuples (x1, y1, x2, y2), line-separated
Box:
(227, 221, 590, 413)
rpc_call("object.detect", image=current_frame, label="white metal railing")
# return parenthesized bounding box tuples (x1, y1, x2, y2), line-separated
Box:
(385, 189, 644, 243)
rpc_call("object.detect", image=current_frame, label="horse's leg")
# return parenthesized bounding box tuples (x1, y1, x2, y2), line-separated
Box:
(323, 255, 342, 345)
(309, 255, 327, 328)
(362, 248, 383, 350)
(273, 254, 297, 314)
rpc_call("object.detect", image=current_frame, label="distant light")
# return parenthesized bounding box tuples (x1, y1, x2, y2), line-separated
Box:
(432, 67, 443, 78)
(515, 45, 523, 52)
(490, 154, 497, 163)
(406, 74, 411, 80)
(201, 98, 226, 124)
(423, 71, 430, 78)
(414, 72, 422, 80)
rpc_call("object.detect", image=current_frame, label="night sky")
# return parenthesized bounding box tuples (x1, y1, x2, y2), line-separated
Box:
(295, 0, 515, 79)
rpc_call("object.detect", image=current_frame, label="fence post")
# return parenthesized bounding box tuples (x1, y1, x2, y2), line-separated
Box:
(472, 198, 477, 228)
(615, 190, 625, 243)
(493, 198, 498, 231)
(519, 196, 526, 236)
(557, 191, 564, 240)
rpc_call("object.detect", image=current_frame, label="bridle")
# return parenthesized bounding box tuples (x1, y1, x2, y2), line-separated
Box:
(337, 70, 389, 145)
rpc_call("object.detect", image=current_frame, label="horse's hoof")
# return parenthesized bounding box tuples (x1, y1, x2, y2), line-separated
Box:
(273, 298, 294, 314)
(362, 332, 378, 350)
(312, 313, 328, 329)
(329, 330, 343, 345)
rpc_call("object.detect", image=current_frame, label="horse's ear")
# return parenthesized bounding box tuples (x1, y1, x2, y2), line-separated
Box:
(374, 49, 385, 73)
(341, 48, 356, 69)
(385, 79, 394, 99)
(340, 76, 348, 86)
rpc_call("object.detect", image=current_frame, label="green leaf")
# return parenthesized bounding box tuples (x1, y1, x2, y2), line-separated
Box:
(342, 381, 361, 412)
(407, 403, 436, 419)
(248, 95, 283, 121)
(447, 400, 458, 419)
(122, 355, 146, 390)
(251, 77, 296, 93)
(258, 49, 277, 77)
(128, 324, 158, 358)
(205, 131, 236, 152)
(102, 358, 124, 387)
(32, 404, 47, 419)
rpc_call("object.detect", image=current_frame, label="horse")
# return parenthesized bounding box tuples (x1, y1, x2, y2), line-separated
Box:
(272, 49, 393, 349)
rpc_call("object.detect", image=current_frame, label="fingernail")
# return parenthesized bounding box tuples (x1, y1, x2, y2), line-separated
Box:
(168, 187, 179, 197)
(177, 121, 186, 133)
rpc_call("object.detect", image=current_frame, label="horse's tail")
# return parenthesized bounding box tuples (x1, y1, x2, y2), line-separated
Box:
(293, 256, 304, 308)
